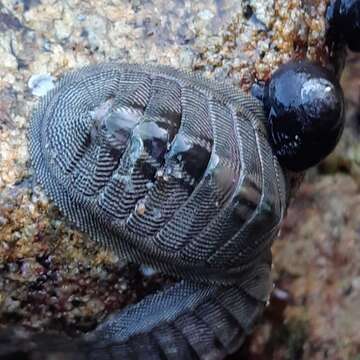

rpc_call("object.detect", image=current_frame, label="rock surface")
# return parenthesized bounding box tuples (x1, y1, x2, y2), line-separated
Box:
(0, 0, 359, 359)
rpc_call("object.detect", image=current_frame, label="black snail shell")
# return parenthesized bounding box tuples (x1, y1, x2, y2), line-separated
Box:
(262, 60, 345, 172)
(28, 63, 287, 284)
(326, 0, 360, 52)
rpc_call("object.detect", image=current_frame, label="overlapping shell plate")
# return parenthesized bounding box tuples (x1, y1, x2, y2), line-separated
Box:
(28, 63, 287, 283)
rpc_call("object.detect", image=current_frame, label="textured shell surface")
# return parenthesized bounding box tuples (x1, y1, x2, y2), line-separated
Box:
(28, 63, 288, 285)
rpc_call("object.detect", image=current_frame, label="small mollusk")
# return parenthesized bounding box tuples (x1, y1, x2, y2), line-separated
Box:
(263, 60, 344, 172)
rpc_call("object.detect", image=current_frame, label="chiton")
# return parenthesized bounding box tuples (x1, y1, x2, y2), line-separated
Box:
(28, 63, 288, 285)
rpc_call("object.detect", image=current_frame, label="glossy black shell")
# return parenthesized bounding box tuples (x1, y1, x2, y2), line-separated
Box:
(263, 60, 345, 172)
(327, 0, 360, 52)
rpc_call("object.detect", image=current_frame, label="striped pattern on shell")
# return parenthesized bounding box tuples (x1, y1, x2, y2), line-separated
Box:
(28, 63, 288, 285)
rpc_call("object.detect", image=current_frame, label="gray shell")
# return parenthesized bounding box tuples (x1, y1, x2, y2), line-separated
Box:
(28, 63, 288, 286)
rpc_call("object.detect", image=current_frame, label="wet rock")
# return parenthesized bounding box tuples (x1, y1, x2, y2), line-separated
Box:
(241, 174, 360, 359)
(0, 12, 24, 32)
